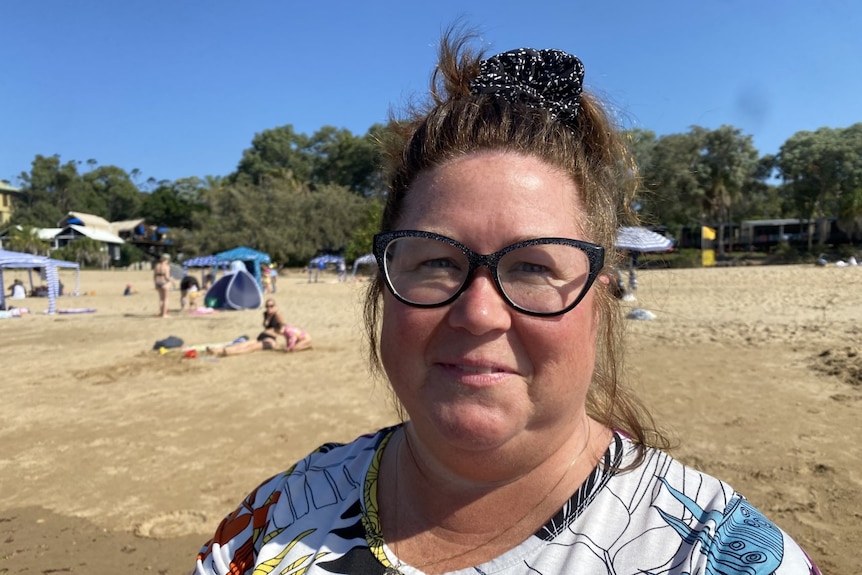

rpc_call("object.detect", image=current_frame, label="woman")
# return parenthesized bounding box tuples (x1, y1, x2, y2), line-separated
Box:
(207, 299, 312, 356)
(9, 279, 27, 299)
(194, 32, 818, 574)
(153, 253, 172, 317)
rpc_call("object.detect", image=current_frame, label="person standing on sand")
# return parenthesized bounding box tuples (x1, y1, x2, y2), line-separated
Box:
(153, 253, 172, 317)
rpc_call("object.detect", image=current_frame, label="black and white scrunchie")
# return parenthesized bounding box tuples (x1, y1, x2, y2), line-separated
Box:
(469, 47, 584, 130)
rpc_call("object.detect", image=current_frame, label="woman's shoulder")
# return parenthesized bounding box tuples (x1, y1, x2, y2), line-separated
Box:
(590, 434, 819, 574)
(247, 427, 397, 497)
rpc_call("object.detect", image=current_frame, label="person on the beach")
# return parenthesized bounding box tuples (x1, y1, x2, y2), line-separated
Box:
(179, 274, 200, 310)
(153, 253, 171, 317)
(261, 264, 273, 294)
(8, 279, 26, 299)
(268, 263, 279, 292)
(206, 298, 312, 356)
(194, 29, 819, 575)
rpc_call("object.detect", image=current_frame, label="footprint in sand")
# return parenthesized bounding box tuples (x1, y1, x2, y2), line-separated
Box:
(135, 510, 209, 539)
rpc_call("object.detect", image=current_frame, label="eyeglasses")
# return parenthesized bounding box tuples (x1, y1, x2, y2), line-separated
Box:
(373, 230, 605, 317)
(265, 303, 275, 308)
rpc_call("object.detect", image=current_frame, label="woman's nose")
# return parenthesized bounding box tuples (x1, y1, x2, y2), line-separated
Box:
(445, 269, 512, 334)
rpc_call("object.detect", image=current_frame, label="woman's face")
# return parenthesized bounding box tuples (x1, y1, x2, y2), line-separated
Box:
(380, 151, 600, 457)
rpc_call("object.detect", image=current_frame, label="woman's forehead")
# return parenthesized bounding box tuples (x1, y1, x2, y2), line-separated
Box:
(398, 152, 587, 239)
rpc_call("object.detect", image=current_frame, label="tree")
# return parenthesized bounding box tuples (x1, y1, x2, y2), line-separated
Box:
(832, 124, 862, 239)
(633, 126, 761, 252)
(232, 125, 312, 186)
(231, 124, 385, 197)
(51, 237, 107, 267)
(185, 175, 369, 265)
(635, 131, 703, 233)
(692, 126, 760, 253)
(308, 125, 385, 196)
(775, 125, 862, 249)
(2, 225, 50, 255)
(345, 198, 384, 261)
(12, 155, 87, 226)
(82, 165, 143, 221)
(140, 177, 212, 234)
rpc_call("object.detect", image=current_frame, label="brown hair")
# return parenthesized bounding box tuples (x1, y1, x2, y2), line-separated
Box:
(363, 28, 668, 462)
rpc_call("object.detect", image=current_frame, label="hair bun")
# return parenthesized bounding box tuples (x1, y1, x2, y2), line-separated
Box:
(469, 48, 584, 129)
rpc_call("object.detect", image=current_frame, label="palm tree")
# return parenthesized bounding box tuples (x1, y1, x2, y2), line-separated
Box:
(4, 225, 49, 255)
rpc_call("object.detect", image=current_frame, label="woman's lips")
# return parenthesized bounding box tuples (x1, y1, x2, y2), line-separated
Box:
(451, 364, 505, 374)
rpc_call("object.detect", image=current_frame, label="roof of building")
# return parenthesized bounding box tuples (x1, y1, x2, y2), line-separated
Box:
(60, 224, 125, 244)
(110, 218, 146, 233)
(0, 181, 20, 193)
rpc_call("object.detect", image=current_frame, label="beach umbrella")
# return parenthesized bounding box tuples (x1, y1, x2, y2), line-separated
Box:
(615, 226, 674, 252)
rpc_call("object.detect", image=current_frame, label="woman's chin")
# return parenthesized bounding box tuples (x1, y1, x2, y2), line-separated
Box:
(424, 403, 519, 452)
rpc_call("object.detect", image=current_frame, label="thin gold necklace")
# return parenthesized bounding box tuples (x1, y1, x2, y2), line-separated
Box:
(385, 422, 592, 575)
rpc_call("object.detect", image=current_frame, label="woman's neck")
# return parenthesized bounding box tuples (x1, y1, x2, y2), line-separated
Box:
(381, 419, 611, 571)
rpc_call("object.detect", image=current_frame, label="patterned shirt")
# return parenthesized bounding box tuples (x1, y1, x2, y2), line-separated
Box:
(194, 426, 819, 575)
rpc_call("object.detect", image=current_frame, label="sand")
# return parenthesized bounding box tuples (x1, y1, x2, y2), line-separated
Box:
(0, 264, 859, 574)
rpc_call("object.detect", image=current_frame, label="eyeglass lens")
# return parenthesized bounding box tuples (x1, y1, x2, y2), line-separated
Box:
(382, 236, 592, 314)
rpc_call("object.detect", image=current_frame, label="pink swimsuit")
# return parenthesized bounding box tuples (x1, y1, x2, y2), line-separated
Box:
(282, 325, 307, 351)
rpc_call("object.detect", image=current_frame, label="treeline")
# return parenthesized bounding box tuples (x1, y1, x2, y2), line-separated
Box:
(7, 121, 862, 265)
(629, 123, 862, 251)
(8, 124, 386, 266)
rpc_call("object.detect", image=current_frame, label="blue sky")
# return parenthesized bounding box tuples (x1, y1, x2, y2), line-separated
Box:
(2, 0, 860, 186)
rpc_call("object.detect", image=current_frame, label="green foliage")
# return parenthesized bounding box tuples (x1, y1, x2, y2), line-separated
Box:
(140, 178, 208, 231)
(233, 124, 313, 186)
(12, 155, 82, 225)
(51, 237, 107, 267)
(11, 155, 149, 228)
(2, 225, 50, 255)
(81, 164, 143, 221)
(232, 124, 385, 197)
(764, 243, 815, 265)
(775, 123, 862, 247)
(634, 130, 704, 227)
(8, 120, 861, 272)
(633, 126, 760, 238)
(185, 177, 367, 266)
(117, 243, 148, 267)
(345, 198, 384, 261)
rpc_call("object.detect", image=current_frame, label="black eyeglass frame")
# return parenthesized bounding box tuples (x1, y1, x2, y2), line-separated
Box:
(373, 230, 606, 317)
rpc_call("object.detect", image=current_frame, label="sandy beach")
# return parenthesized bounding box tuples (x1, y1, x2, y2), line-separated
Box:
(0, 264, 859, 573)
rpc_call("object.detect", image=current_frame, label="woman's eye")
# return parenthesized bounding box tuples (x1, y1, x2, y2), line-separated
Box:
(516, 262, 549, 273)
(421, 258, 457, 269)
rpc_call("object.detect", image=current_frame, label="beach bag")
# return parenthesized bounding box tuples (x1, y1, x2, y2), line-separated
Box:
(153, 335, 184, 350)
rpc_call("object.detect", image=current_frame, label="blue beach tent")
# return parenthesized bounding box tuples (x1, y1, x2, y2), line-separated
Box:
(183, 246, 271, 289)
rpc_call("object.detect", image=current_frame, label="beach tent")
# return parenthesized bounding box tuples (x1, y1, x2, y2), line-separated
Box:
(351, 253, 376, 278)
(182, 253, 225, 287)
(184, 247, 271, 289)
(215, 247, 270, 288)
(0, 249, 80, 314)
(203, 267, 263, 310)
(309, 254, 345, 272)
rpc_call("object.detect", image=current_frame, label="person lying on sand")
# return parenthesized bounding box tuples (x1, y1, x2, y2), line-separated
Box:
(206, 325, 311, 356)
(206, 299, 312, 356)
